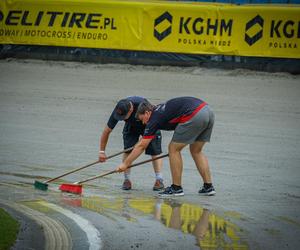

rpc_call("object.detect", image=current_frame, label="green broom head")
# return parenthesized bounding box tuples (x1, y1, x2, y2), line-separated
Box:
(34, 180, 48, 191)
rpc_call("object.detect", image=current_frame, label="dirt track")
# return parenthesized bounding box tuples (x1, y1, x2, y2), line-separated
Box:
(0, 59, 300, 249)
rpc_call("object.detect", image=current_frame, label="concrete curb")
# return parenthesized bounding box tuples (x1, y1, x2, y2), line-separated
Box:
(1, 200, 72, 250)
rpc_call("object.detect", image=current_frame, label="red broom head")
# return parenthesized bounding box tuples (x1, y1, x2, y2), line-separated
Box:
(59, 183, 82, 195)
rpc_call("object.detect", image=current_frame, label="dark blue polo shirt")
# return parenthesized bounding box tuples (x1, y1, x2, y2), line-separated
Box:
(143, 97, 207, 139)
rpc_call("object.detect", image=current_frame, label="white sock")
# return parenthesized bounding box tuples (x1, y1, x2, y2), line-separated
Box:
(155, 172, 163, 180)
(124, 173, 130, 180)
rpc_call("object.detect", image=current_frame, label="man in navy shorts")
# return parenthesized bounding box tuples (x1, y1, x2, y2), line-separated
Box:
(115, 96, 215, 196)
(99, 96, 164, 191)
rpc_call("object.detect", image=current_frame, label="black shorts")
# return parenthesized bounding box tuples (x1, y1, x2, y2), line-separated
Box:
(123, 124, 162, 156)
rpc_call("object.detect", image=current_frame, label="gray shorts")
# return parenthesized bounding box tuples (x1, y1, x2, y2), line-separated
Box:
(172, 105, 215, 144)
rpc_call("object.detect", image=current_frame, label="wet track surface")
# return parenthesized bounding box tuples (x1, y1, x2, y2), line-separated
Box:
(0, 173, 250, 250)
(1, 59, 300, 249)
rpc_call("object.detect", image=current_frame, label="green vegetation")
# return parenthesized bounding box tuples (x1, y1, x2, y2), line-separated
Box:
(0, 208, 19, 250)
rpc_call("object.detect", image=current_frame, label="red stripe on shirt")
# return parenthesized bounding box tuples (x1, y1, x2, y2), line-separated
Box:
(142, 135, 155, 139)
(169, 102, 207, 124)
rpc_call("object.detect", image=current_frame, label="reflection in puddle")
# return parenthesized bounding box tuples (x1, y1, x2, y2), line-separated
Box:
(61, 195, 249, 249)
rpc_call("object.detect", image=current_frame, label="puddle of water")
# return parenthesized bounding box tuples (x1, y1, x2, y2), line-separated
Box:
(2, 181, 249, 249)
(61, 195, 249, 249)
(22, 199, 55, 214)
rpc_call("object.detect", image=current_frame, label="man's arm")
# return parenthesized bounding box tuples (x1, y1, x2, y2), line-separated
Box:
(99, 125, 113, 162)
(116, 138, 152, 172)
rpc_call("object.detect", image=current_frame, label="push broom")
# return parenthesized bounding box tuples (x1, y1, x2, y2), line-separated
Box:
(59, 153, 169, 194)
(34, 147, 133, 191)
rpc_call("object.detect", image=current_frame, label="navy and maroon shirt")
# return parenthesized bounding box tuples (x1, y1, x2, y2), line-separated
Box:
(143, 97, 207, 139)
(107, 96, 146, 132)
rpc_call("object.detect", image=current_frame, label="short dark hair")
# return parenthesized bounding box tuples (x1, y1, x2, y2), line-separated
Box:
(136, 100, 154, 118)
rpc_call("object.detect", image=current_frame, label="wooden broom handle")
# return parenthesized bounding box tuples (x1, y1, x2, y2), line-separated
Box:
(77, 153, 169, 184)
(46, 147, 133, 183)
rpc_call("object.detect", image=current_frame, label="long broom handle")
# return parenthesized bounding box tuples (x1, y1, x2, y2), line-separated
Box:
(77, 153, 169, 185)
(45, 147, 134, 183)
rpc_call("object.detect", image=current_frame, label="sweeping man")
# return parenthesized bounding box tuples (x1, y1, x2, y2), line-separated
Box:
(99, 96, 164, 191)
(115, 96, 216, 196)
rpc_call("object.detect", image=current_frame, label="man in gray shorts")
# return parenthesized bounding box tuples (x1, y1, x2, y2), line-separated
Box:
(115, 96, 216, 197)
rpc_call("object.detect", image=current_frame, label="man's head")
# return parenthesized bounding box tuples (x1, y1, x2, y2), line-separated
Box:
(113, 99, 133, 121)
(136, 100, 154, 124)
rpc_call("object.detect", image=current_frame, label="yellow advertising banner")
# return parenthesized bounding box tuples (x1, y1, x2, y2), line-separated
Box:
(0, 0, 299, 58)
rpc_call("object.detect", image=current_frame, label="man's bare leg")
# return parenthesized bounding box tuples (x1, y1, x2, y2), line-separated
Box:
(190, 141, 215, 195)
(189, 141, 212, 183)
(122, 152, 132, 190)
(152, 156, 164, 190)
(168, 142, 187, 186)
